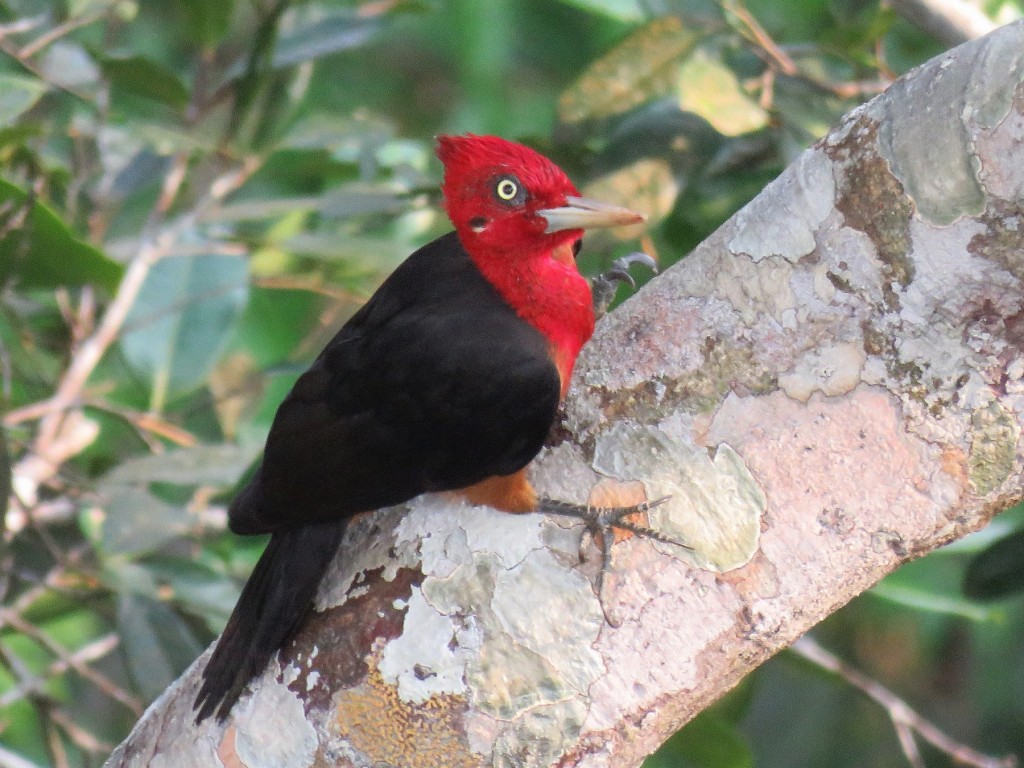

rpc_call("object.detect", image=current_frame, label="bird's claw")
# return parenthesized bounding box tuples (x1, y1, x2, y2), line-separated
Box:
(536, 494, 690, 626)
(591, 251, 659, 316)
(601, 252, 659, 289)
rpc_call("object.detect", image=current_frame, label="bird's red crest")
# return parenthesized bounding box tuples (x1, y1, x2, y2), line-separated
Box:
(435, 134, 580, 252)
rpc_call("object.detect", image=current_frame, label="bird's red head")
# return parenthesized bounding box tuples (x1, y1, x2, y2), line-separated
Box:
(435, 134, 645, 392)
(436, 134, 642, 259)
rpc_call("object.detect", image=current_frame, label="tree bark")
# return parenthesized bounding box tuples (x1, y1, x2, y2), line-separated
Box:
(106, 21, 1024, 768)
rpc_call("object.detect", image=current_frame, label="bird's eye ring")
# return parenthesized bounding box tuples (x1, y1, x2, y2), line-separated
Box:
(495, 177, 520, 202)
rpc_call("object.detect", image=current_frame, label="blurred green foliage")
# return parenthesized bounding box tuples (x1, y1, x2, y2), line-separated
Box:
(0, 0, 1021, 766)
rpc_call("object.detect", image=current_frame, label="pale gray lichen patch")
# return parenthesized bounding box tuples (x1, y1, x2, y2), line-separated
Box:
(858, 214, 1023, 426)
(489, 549, 604, 692)
(779, 342, 866, 401)
(727, 148, 834, 263)
(962, 27, 1024, 130)
(378, 587, 469, 704)
(376, 493, 603, 759)
(491, 698, 589, 768)
(972, 82, 1024, 203)
(592, 422, 763, 571)
(317, 507, 417, 610)
(395, 496, 545, 579)
(715, 250, 796, 326)
(234, 663, 318, 768)
(969, 401, 1020, 495)
(874, 52, 989, 225)
(422, 545, 603, 724)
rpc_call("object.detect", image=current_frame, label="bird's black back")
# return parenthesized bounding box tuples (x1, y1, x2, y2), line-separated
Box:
(228, 230, 561, 534)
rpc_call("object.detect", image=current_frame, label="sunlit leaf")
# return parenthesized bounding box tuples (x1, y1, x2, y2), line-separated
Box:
(558, 16, 702, 124)
(0, 179, 123, 293)
(677, 50, 769, 136)
(556, 0, 647, 21)
(869, 580, 1003, 622)
(582, 157, 681, 239)
(119, 254, 248, 407)
(963, 530, 1024, 600)
(0, 74, 49, 127)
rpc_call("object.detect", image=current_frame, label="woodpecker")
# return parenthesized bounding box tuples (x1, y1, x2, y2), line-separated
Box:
(194, 134, 661, 723)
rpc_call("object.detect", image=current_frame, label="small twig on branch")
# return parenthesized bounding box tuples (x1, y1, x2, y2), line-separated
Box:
(791, 636, 1018, 768)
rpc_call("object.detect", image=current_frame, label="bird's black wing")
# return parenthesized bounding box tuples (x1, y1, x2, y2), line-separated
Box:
(228, 231, 561, 534)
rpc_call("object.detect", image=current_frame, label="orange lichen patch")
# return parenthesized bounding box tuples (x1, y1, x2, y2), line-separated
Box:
(333, 665, 479, 768)
(217, 725, 246, 768)
(588, 478, 649, 544)
(940, 445, 969, 488)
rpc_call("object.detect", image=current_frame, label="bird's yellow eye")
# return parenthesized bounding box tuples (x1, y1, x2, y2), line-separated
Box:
(495, 177, 520, 202)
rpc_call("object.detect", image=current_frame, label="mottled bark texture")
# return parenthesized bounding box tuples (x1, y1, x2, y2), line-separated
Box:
(107, 21, 1024, 768)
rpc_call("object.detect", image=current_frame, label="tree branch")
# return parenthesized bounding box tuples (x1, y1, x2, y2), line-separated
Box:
(105, 21, 1024, 768)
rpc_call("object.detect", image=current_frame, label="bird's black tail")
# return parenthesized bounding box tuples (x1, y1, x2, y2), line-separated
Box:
(193, 519, 347, 723)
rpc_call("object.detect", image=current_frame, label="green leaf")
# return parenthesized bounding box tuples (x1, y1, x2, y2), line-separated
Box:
(0, 179, 123, 293)
(869, 580, 1003, 623)
(100, 55, 190, 110)
(143, 555, 240, 630)
(556, 0, 647, 21)
(272, 12, 381, 70)
(677, 50, 769, 136)
(558, 16, 703, 124)
(227, 285, 325, 368)
(116, 593, 203, 700)
(0, 74, 49, 127)
(644, 710, 754, 768)
(120, 254, 248, 407)
(102, 443, 262, 487)
(963, 530, 1024, 601)
(208, 185, 411, 222)
(179, 0, 236, 44)
(93, 484, 192, 555)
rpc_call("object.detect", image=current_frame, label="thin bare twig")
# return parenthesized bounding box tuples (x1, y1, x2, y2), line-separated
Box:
(17, 9, 108, 59)
(48, 706, 115, 755)
(0, 634, 120, 707)
(11, 155, 260, 501)
(791, 636, 1018, 768)
(0, 609, 143, 714)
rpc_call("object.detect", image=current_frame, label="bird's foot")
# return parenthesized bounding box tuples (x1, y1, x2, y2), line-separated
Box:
(536, 495, 691, 625)
(590, 252, 659, 317)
